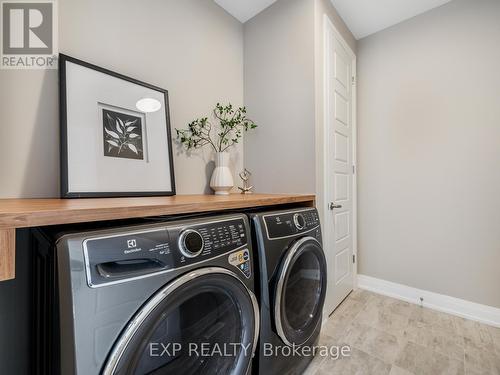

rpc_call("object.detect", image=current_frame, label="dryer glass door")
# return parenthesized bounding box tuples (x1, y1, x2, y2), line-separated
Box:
(103, 269, 258, 375)
(274, 237, 327, 346)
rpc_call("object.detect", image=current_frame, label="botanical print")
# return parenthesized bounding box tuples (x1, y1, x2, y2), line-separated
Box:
(102, 109, 144, 160)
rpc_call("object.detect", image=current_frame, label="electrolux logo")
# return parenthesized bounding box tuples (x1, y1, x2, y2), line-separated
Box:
(127, 239, 137, 249)
(1, 1, 58, 69)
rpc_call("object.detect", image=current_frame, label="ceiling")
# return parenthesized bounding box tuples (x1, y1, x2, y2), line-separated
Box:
(214, 0, 453, 39)
(329, 0, 453, 39)
(214, 0, 278, 23)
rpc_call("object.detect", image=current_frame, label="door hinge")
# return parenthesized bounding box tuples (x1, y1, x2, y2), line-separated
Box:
(352, 165, 356, 174)
(353, 254, 356, 263)
(352, 76, 356, 85)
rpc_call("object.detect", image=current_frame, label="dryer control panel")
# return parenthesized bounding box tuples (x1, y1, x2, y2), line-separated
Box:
(264, 209, 320, 239)
(83, 216, 249, 287)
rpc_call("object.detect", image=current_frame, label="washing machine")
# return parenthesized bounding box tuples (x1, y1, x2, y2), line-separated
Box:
(249, 208, 327, 375)
(32, 213, 259, 375)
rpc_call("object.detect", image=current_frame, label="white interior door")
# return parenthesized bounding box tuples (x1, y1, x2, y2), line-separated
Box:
(323, 18, 356, 315)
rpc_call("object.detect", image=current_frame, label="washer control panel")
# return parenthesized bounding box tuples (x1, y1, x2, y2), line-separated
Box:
(264, 209, 320, 239)
(83, 216, 249, 287)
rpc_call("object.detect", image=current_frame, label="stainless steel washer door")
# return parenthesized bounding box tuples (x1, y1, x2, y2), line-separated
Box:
(103, 268, 259, 375)
(274, 237, 327, 346)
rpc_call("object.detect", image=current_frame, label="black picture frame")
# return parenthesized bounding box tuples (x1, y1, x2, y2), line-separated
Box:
(59, 54, 176, 198)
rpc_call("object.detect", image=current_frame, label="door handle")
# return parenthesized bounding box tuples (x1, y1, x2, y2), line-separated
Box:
(96, 259, 165, 278)
(329, 202, 342, 210)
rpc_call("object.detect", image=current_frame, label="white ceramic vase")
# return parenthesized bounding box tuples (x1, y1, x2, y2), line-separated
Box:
(210, 152, 234, 195)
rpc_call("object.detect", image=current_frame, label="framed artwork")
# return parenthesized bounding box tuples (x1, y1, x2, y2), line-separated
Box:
(59, 54, 175, 198)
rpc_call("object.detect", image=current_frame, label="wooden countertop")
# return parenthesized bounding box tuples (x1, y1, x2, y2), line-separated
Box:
(0, 194, 315, 281)
(0, 194, 315, 229)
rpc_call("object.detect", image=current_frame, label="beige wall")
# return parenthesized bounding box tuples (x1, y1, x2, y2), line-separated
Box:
(244, 0, 316, 194)
(0, 0, 244, 197)
(357, 0, 500, 308)
(244, 0, 356, 194)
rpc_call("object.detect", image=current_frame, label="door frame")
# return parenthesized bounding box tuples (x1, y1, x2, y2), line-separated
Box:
(319, 14, 357, 315)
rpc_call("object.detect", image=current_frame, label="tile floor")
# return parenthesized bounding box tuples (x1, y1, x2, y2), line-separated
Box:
(304, 290, 500, 375)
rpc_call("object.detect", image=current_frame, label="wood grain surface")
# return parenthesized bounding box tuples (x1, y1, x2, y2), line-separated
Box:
(0, 229, 15, 281)
(0, 194, 315, 281)
(0, 194, 315, 229)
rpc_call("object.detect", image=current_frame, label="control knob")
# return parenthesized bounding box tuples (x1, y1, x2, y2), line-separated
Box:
(178, 229, 204, 258)
(293, 213, 306, 230)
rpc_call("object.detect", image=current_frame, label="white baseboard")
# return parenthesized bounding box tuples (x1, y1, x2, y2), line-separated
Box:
(357, 274, 500, 328)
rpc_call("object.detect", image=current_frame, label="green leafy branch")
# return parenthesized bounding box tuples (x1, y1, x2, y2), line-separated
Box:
(176, 103, 257, 152)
